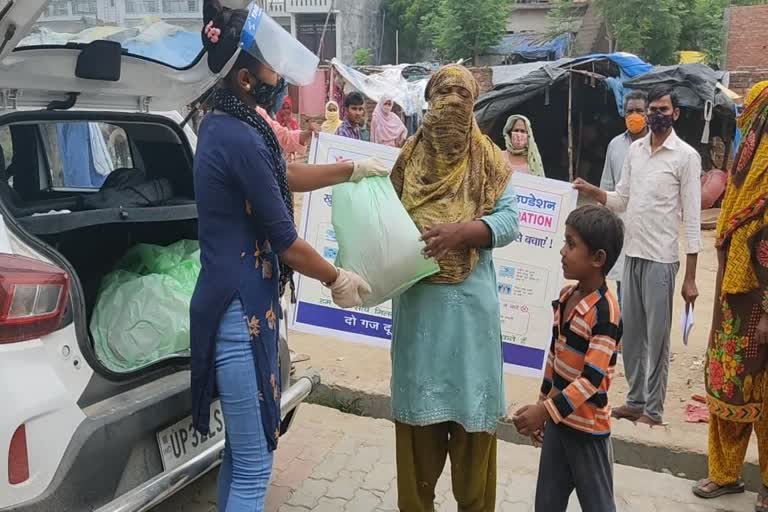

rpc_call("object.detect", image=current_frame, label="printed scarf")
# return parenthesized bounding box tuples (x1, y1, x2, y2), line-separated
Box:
(212, 87, 295, 300)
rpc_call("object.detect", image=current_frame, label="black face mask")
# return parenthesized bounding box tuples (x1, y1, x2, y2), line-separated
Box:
(648, 111, 675, 134)
(248, 76, 287, 115)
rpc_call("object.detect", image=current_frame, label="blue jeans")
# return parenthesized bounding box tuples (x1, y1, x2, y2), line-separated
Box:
(215, 299, 274, 512)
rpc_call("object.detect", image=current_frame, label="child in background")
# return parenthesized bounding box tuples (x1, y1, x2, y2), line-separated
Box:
(513, 204, 624, 512)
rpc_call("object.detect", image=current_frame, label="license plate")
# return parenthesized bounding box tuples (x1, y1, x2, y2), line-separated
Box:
(156, 400, 225, 471)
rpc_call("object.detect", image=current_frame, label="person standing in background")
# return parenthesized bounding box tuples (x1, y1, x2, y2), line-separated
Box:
(574, 85, 702, 427)
(276, 96, 299, 130)
(600, 91, 649, 305)
(692, 81, 768, 510)
(321, 100, 342, 134)
(371, 95, 407, 148)
(256, 104, 317, 157)
(502, 114, 545, 177)
(336, 92, 367, 141)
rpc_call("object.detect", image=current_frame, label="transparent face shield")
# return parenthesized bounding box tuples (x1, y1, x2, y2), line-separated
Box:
(239, 3, 320, 86)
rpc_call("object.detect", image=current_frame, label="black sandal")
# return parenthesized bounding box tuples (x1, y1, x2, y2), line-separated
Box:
(692, 478, 745, 499)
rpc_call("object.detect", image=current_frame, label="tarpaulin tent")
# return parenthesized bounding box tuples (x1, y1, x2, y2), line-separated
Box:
(330, 58, 431, 117)
(486, 33, 573, 64)
(476, 53, 652, 135)
(475, 54, 736, 184)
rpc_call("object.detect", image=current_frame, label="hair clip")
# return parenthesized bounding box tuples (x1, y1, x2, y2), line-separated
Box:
(205, 21, 221, 44)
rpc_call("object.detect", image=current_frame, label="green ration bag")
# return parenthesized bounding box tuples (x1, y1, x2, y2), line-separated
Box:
(91, 240, 201, 372)
(332, 176, 439, 307)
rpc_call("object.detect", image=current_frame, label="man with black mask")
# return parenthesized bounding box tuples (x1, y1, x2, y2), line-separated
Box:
(573, 85, 702, 427)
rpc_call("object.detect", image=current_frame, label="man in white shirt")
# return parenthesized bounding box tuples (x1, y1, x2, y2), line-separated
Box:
(574, 85, 702, 426)
(600, 91, 650, 304)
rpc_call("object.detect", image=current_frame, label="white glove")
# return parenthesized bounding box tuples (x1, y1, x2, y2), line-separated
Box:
(328, 268, 372, 308)
(350, 158, 390, 182)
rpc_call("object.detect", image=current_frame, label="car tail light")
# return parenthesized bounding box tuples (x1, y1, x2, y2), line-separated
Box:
(8, 424, 29, 484)
(0, 254, 70, 344)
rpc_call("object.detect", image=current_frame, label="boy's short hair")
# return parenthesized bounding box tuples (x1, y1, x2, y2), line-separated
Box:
(344, 92, 365, 109)
(566, 205, 624, 275)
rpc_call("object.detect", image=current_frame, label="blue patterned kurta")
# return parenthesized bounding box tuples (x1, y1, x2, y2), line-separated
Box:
(191, 113, 297, 451)
(390, 184, 519, 433)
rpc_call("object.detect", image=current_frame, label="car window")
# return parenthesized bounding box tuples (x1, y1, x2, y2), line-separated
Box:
(40, 122, 133, 190)
(0, 125, 11, 169)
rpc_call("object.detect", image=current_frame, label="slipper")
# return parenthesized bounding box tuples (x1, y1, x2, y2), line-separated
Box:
(692, 478, 745, 499)
(757, 485, 768, 512)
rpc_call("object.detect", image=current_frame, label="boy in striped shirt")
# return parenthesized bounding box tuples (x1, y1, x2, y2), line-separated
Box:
(513, 205, 624, 512)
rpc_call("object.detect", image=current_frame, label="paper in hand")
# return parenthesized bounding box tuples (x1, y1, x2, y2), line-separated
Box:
(681, 304, 694, 346)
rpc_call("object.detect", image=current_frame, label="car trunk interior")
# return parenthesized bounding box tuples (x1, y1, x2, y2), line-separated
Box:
(0, 111, 198, 374)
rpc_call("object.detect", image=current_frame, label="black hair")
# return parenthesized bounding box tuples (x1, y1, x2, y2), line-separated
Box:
(565, 205, 624, 275)
(202, 0, 255, 75)
(624, 90, 648, 109)
(647, 85, 679, 109)
(344, 92, 365, 109)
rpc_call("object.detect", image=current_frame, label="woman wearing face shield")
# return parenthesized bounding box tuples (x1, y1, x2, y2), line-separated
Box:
(502, 114, 545, 177)
(189, 2, 386, 510)
(389, 65, 520, 511)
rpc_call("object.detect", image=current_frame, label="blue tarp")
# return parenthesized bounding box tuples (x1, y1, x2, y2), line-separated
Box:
(489, 33, 573, 61)
(570, 53, 653, 115)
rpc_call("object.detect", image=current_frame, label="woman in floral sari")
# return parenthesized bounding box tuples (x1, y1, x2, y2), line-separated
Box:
(693, 81, 768, 511)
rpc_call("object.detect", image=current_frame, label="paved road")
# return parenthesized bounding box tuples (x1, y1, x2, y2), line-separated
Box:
(152, 404, 754, 512)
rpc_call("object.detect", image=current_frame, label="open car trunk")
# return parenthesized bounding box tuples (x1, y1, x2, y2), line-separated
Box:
(0, 111, 199, 376)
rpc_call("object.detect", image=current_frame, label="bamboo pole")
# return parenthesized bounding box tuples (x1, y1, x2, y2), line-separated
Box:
(568, 70, 574, 182)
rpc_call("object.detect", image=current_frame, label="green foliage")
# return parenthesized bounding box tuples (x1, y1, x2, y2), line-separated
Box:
(384, 0, 439, 62)
(424, 0, 511, 63)
(354, 48, 373, 66)
(548, 0, 762, 67)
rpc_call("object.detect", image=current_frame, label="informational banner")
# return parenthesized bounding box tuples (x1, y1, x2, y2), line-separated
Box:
(290, 134, 577, 376)
(291, 134, 401, 348)
(496, 172, 577, 376)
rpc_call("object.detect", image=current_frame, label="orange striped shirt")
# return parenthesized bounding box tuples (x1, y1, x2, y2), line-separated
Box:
(540, 284, 622, 437)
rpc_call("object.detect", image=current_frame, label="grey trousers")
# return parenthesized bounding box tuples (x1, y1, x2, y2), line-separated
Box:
(534, 422, 615, 512)
(621, 256, 679, 421)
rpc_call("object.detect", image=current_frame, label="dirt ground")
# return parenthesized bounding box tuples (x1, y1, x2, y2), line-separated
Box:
(287, 219, 766, 466)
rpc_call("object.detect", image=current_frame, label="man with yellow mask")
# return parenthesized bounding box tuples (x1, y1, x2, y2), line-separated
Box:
(600, 90, 649, 305)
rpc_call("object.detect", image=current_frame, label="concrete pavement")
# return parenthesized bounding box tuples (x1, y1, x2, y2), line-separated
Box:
(151, 404, 755, 512)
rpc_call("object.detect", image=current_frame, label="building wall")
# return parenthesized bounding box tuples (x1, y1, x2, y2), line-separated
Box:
(725, 5, 768, 70)
(728, 70, 768, 99)
(337, 0, 384, 65)
(506, 4, 552, 34)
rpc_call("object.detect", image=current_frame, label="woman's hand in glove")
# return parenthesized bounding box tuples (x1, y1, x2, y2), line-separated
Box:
(329, 268, 372, 308)
(350, 158, 390, 182)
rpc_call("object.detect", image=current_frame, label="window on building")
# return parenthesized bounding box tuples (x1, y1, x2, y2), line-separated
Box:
(126, 0, 160, 14)
(296, 14, 336, 62)
(72, 0, 97, 14)
(162, 0, 199, 14)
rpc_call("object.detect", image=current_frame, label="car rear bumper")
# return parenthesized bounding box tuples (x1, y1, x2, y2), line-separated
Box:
(95, 372, 319, 512)
(4, 370, 318, 512)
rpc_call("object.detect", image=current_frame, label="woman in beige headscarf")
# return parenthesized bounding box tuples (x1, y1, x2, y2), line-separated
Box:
(389, 64, 520, 512)
(503, 114, 545, 177)
(320, 100, 342, 134)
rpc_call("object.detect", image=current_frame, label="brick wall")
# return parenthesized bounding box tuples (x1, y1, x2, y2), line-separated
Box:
(725, 5, 768, 70)
(729, 69, 768, 98)
(468, 67, 494, 95)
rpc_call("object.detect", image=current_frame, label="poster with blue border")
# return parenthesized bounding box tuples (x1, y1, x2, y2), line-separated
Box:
(290, 134, 577, 377)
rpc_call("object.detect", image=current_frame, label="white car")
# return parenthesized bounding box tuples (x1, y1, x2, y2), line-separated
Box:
(0, 2, 315, 511)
